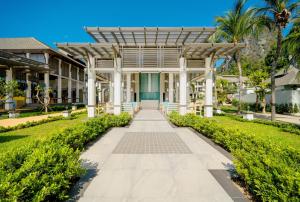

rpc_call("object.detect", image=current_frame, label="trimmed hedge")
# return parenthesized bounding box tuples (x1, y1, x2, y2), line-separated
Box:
(0, 112, 131, 201)
(0, 111, 87, 133)
(169, 112, 300, 201)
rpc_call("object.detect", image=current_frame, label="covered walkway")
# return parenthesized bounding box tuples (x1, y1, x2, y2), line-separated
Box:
(77, 110, 246, 202)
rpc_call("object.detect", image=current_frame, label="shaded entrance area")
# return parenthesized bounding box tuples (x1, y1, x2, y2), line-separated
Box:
(140, 73, 160, 109)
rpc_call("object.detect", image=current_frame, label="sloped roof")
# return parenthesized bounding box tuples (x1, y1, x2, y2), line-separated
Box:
(0, 37, 50, 50)
(275, 67, 300, 86)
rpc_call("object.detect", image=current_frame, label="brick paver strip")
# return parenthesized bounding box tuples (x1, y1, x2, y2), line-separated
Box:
(113, 132, 192, 154)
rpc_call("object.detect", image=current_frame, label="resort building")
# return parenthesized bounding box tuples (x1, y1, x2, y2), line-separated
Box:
(0, 38, 86, 110)
(57, 27, 244, 117)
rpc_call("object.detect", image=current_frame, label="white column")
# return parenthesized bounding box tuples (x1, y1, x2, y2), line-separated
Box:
(98, 82, 102, 103)
(5, 68, 13, 111)
(179, 57, 187, 115)
(25, 53, 32, 104)
(160, 73, 164, 103)
(109, 80, 113, 103)
(68, 64, 72, 103)
(168, 73, 174, 103)
(126, 73, 131, 102)
(83, 68, 87, 104)
(135, 73, 139, 102)
(44, 53, 50, 105)
(113, 58, 122, 115)
(76, 68, 80, 103)
(175, 74, 179, 102)
(205, 57, 213, 118)
(25, 72, 32, 104)
(57, 59, 62, 103)
(87, 57, 96, 118)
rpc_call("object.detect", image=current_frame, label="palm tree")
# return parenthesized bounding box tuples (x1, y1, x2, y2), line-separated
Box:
(216, 0, 260, 114)
(256, 0, 299, 121)
(284, 22, 300, 67)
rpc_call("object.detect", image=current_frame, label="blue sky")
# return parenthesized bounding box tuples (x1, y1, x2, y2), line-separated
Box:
(0, 0, 266, 47)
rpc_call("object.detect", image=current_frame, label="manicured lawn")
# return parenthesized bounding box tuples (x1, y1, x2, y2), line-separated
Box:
(0, 113, 88, 154)
(213, 115, 300, 150)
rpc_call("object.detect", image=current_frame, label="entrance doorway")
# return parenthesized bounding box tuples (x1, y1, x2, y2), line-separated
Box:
(139, 73, 160, 109)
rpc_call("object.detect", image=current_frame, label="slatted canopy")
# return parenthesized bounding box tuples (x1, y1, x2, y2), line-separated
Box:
(56, 27, 245, 72)
(0, 50, 46, 72)
(85, 27, 216, 46)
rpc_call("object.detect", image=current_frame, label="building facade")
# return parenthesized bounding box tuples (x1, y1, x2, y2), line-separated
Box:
(57, 27, 244, 117)
(0, 38, 86, 110)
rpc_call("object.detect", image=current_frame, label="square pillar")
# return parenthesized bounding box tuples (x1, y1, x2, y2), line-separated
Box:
(83, 68, 87, 105)
(44, 53, 50, 105)
(57, 59, 62, 103)
(87, 57, 96, 118)
(135, 73, 139, 102)
(76, 68, 80, 103)
(204, 57, 213, 118)
(68, 64, 72, 103)
(25, 72, 32, 104)
(5, 68, 13, 111)
(168, 73, 174, 103)
(126, 73, 131, 103)
(97, 82, 102, 103)
(160, 73, 165, 103)
(113, 58, 122, 115)
(179, 57, 187, 115)
(109, 80, 113, 103)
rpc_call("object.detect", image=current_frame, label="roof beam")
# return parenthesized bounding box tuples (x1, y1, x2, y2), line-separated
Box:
(154, 28, 159, 45)
(119, 27, 127, 45)
(69, 47, 86, 57)
(81, 47, 95, 57)
(182, 32, 191, 45)
(144, 27, 147, 45)
(175, 28, 184, 44)
(90, 47, 104, 57)
(98, 28, 109, 42)
(132, 32, 137, 46)
(165, 32, 170, 45)
(111, 32, 120, 45)
(101, 47, 112, 57)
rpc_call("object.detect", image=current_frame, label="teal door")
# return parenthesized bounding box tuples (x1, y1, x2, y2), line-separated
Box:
(140, 73, 160, 100)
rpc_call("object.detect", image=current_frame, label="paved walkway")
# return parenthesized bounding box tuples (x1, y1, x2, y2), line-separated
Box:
(254, 112, 300, 126)
(78, 110, 245, 202)
(0, 109, 86, 128)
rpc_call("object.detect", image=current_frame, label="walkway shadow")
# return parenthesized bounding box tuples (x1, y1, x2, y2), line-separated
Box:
(0, 135, 28, 143)
(68, 160, 99, 202)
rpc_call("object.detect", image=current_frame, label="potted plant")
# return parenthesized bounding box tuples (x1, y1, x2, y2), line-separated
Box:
(242, 106, 254, 120)
(0, 79, 22, 118)
(62, 106, 71, 118)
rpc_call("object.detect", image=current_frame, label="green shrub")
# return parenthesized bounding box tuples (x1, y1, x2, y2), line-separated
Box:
(220, 113, 300, 136)
(0, 112, 131, 201)
(168, 112, 300, 201)
(293, 104, 299, 114)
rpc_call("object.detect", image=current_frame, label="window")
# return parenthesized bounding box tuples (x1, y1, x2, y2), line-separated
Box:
(61, 61, 69, 77)
(49, 57, 59, 74)
(30, 53, 45, 63)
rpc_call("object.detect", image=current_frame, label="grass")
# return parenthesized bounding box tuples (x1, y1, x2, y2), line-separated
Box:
(0, 113, 87, 154)
(213, 115, 300, 150)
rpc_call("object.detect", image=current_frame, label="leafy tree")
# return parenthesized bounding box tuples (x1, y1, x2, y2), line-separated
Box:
(216, 0, 261, 114)
(35, 84, 52, 113)
(249, 68, 270, 113)
(256, 0, 299, 121)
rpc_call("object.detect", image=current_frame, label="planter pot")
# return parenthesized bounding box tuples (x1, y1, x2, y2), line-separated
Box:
(72, 106, 77, 111)
(243, 113, 254, 121)
(8, 111, 20, 118)
(62, 110, 71, 118)
(215, 109, 222, 114)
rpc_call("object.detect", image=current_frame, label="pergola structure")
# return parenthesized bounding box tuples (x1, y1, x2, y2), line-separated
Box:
(57, 27, 245, 117)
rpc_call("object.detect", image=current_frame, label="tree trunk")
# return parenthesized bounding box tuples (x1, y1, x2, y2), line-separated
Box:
(236, 55, 243, 114)
(262, 95, 266, 114)
(255, 92, 259, 112)
(271, 26, 283, 121)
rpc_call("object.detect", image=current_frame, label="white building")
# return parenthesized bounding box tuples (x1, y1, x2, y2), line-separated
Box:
(57, 27, 244, 117)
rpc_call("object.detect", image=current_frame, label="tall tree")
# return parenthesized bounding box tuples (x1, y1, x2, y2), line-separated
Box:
(257, 0, 299, 121)
(284, 22, 300, 67)
(216, 0, 260, 114)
